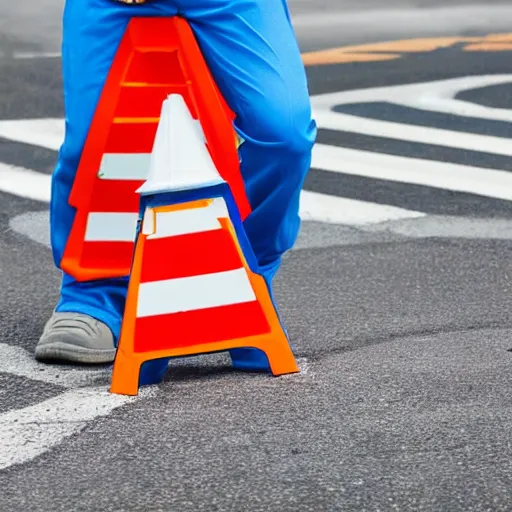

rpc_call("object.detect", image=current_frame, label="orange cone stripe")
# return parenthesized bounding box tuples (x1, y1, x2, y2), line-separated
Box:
(103, 122, 159, 154)
(139, 228, 243, 282)
(133, 302, 270, 352)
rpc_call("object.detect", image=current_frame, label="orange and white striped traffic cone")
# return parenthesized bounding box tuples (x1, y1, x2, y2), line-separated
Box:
(110, 94, 299, 395)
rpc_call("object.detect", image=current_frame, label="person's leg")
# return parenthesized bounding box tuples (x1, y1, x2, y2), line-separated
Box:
(36, 0, 179, 362)
(178, 0, 317, 369)
(180, 0, 317, 284)
(38, 0, 315, 369)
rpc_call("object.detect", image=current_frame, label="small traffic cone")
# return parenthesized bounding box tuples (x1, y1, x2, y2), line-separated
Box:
(110, 94, 299, 396)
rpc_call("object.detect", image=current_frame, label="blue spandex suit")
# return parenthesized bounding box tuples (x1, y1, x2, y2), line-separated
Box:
(51, 0, 317, 345)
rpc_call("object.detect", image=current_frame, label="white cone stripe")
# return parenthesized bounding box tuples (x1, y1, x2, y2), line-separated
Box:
(148, 207, 221, 238)
(312, 143, 512, 202)
(137, 268, 256, 318)
(85, 213, 138, 242)
(99, 153, 151, 180)
(145, 198, 230, 239)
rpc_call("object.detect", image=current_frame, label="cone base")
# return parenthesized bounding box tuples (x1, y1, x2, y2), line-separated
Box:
(110, 343, 299, 396)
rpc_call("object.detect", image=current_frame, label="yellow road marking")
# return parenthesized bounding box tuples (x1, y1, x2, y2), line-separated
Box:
(302, 33, 512, 67)
(327, 37, 477, 54)
(483, 34, 512, 42)
(301, 52, 399, 66)
(464, 42, 512, 51)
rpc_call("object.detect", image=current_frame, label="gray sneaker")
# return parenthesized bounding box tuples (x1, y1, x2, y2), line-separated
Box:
(35, 312, 116, 364)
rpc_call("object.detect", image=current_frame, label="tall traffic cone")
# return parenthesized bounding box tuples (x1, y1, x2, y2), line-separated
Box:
(110, 94, 299, 396)
(61, 17, 250, 282)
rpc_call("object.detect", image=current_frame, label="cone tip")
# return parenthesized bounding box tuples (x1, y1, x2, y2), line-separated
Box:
(137, 93, 224, 196)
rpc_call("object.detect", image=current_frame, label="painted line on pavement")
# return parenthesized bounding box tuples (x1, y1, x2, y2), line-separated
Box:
(2, 45, 512, 231)
(0, 118, 63, 151)
(0, 386, 154, 471)
(312, 144, 512, 202)
(313, 109, 512, 156)
(0, 342, 157, 471)
(302, 32, 512, 66)
(0, 342, 311, 471)
(0, 51, 62, 60)
(0, 163, 51, 202)
(15, 210, 512, 252)
(310, 75, 512, 122)
(1, 168, 424, 226)
(464, 42, 512, 52)
(0, 343, 111, 388)
(11, 51, 62, 60)
(299, 190, 424, 225)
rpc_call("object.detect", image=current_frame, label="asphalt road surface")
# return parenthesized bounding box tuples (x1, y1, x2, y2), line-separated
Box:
(1, 1, 512, 511)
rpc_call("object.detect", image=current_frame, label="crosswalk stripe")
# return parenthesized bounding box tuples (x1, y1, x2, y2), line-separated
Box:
(0, 162, 50, 202)
(300, 190, 425, 224)
(310, 74, 512, 115)
(312, 144, 512, 202)
(2, 73, 512, 224)
(333, 102, 512, 138)
(0, 387, 141, 471)
(376, 75, 512, 123)
(3, 144, 512, 222)
(0, 118, 63, 151)
(0, 161, 425, 225)
(313, 110, 512, 157)
(392, 95, 512, 123)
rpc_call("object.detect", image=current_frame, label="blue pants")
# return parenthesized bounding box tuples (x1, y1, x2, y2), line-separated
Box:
(51, 0, 316, 342)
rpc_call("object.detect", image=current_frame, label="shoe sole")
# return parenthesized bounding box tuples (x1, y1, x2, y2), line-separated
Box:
(35, 342, 116, 364)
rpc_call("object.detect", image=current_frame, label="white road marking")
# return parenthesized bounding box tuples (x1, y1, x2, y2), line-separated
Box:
(0, 159, 424, 226)
(0, 118, 63, 151)
(277, 357, 313, 380)
(311, 74, 512, 124)
(0, 343, 110, 388)
(314, 109, 512, 156)
(300, 190, 424, 225)
(2, 75, 512, 228)
(11, 51, 62, 60)
(0, 343, 157, 471)
(313, 144, 512, 201)
(387, 75, 512, 122)
(0, 163, 51, 202)
(310, 74, 512, 109)
(0, 386, 155, 471)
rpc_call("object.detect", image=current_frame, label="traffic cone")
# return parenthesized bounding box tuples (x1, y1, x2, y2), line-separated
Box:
(110, 94, 299, 396)
(61, 16, 250, 282)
